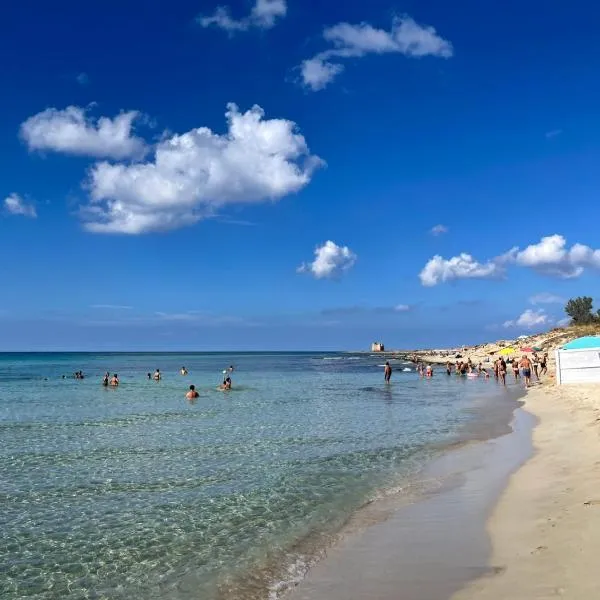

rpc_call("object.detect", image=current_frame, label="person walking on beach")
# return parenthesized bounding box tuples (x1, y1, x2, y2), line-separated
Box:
(498, 358, 507, 386)
(520, 355, 533, 388)
(512, 359, 520, 381)
(540, 353, 548, 376)
(384, 361, 392, 383)
(532, 353, 540, 380)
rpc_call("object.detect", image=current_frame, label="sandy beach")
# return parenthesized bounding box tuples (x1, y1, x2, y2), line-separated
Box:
(452, 381, 600, 600)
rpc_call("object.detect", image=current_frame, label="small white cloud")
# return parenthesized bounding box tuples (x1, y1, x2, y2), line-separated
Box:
(394, 304, 411, 312)
(300, 58, 344, 92)
(419, 253, 503, 286)
(21, 105, 147, 160)
(515, 234, 600, 279)
(430, 224, 448, 236)
(3, 193, 37, 218)
(556, 317, 571, 327)
(90, 304, 133, 310)
(82, 103, 323, 234)
(298, 240, 357, 279)
(529, 292, 565, 305)
(300, 16, 453, 91)
(199, 0, 286, 32)
(545, 129, 562, 139)
(76, 72, 90, 86)
(503, 309, 549, 330)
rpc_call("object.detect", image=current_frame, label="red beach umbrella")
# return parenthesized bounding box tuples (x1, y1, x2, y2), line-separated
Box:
(520, 347, 533, 352)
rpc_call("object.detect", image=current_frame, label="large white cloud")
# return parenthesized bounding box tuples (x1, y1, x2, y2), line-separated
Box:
(503, 309, 549, 330)
(515, 234, 600, 278)
(419, 253, 503, 287)
(199, 0, 286, 32)
(3, 193, 37, 218)
(300, 16, 453, 91)
(20, 106, 147, 160)
(298, 241, 357, 279)
(82, 103, 322, 234)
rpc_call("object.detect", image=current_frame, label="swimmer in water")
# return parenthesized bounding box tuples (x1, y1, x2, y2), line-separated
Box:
(384, 361, 392, 383)
(110, 374, 119, 386)
(153, 369, 161, 381)
(180, 366, 188, 376)
(220, 376, 232, 390)
(186, 384, 199, 399)
(102, 372, 109, 387)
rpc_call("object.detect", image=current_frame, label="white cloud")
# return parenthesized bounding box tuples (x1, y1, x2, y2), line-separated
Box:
(420, 235, 600, 286)
(300, 16, 453, 91)
(300, 58, 344, 92)
(199, 0, 286, 32)
(3, 193, 37, 218)
(90, 304, 133, 310)
(529, 292, 565, 305)
(556, 317, 571, 327)
(21, 105, 147, 160)
(419, 253, 503, 287)
(394, 304, 411, 312)
(503, 309, 549, 330)
(545, 129, 562, 139)
(298, 240, 357, 279)
(430, 224, 448, 236)
(515, 235, 600, 279)
(82, 103, 322, 234)
(76, 72, 89, 86)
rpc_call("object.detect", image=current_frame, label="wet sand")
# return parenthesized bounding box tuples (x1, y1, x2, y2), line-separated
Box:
(286, 391, 533, 600)
(453, 383, 600, 600)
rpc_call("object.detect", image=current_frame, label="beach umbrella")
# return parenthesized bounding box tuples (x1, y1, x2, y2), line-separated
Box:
(520, 347, 533, 353)
(533, 346, 543, 352)
(499, 347, 515, 355)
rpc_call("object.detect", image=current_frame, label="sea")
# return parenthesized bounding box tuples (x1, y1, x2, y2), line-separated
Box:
(0, 352, 514, 600)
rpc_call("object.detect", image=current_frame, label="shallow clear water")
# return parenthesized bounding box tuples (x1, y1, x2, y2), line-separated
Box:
(0, 352, 504, 599)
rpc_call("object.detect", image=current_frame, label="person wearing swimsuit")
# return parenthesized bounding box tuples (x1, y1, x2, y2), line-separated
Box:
(512, 360, 520, 380)
(540, 353, 548, 376)
(384, 361, 392, 383)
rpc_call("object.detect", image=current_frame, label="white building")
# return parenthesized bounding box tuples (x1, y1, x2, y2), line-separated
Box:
(371, 342, 385, 352)
(555, 336, 600, 385)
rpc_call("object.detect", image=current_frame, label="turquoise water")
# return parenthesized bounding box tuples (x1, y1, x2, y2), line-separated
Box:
(0, 352, 504, 599)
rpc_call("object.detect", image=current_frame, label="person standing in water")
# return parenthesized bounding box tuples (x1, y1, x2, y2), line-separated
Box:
(384, 361, 392, 383)
(110, 374, 119, 386)
(186, 385, 199, 399)
(180, 366, 188, 376)
(512, 359, 520, 381)
(153, 369, 161, 381)
(498, 358, 507, 386)
(520, 355, 533, 388)
(102, 372, 109, 387)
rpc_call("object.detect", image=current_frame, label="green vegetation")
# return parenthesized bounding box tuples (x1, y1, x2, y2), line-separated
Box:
(564, 296, 600, 325)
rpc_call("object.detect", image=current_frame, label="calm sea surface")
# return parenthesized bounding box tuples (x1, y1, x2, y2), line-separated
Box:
(0, 352, 507, 599)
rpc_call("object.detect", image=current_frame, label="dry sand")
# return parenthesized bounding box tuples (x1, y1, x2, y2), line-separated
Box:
(452, 382, 600, 600)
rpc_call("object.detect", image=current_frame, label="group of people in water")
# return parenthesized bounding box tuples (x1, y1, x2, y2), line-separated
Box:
(443, 351, 549, 388)
(384, 350, 549, 389)
(99, 365, 235, 396)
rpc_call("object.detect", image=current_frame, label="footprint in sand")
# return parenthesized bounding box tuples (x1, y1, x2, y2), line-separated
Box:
(532, 545, 548, 554)
(584, 500, 600, 506)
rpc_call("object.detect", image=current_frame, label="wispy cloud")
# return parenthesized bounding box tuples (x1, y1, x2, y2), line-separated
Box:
(545, 129, 562, 139)
(76, 72, 90, 86)
(529, 292, 565, 305)
(198, 0, 286, 33)
(300, 16, 453, 91)
(503, 308, 550, 330)
(90, 304, 133, 310)
(430, 224, 448, 236)
(3, 193, 37, 218)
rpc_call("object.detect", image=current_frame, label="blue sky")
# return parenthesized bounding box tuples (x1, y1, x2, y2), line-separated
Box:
(2, 0, 600, 350)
